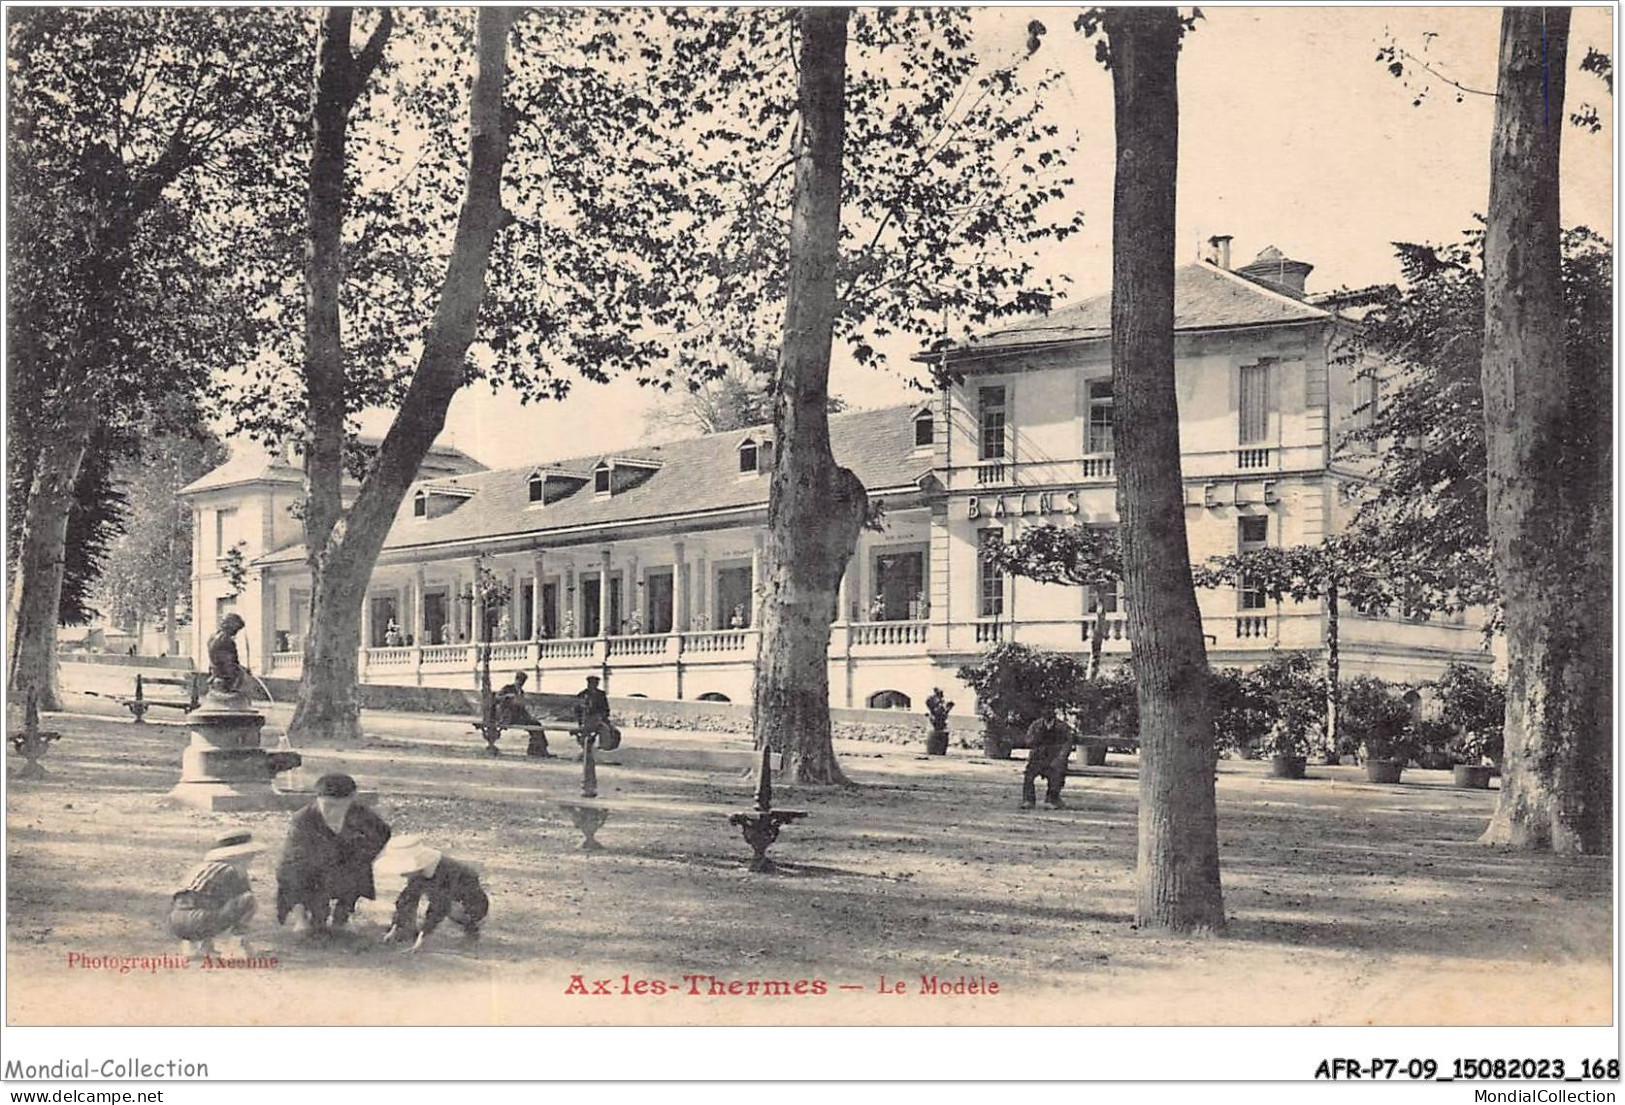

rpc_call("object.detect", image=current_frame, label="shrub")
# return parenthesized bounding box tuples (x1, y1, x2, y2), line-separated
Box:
(1432, 663, 1506, 765)
(1248, 652, 1328, 759)
(1076, 662, 1138, 740)
(956, 643, 1089, 733)
(1210, 666, 1271, 758)
(1341, 676, 1416, 762)
(1410, 718, 1458, 769)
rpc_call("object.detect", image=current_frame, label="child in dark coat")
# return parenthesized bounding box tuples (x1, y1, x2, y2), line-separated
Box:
(275, 773, 392, 937)
(376, 836, 489, 952)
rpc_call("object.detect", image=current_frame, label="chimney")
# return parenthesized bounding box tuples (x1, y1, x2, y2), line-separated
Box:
(1236, 245, 1314, 298)
(1207, 234, 1233, 270)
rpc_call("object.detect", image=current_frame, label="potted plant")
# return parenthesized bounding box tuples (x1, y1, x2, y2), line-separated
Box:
(1433, 663, 1506, 787)
(957, 643, 1088, 760)
(924, 688, 953, 756)
(1072, 664, 1136, 766)
(1342, 676, 1415, 783)
(1260, 721, 1312, 779)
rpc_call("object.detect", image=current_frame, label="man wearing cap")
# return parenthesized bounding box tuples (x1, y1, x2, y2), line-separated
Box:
(169, 829, 265, 956)
(275, 773, 392, 938)
(377, 836, 490, 951)
(493, 671, 552, 758)
(574, 675, 620, 751)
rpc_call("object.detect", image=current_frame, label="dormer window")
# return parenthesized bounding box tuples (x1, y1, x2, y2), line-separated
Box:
(528, 472, 544, 503)
(738, 438, 759, 474)
(413, 491, 427, 518)
(913, 407, 935, 449)
(593, 462, 611, 495)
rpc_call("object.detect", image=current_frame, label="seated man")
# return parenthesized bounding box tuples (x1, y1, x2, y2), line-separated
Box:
(493, 671, 551, 758)
(573, 675, 620, 752)
(275, 773, 392, 938)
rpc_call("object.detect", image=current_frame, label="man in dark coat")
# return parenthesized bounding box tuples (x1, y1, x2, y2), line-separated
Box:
(1021, 710, 1074, 810)
(574, 675, 619, 751)
(493, 671, 552, 757)
(275, 773, 392, 937)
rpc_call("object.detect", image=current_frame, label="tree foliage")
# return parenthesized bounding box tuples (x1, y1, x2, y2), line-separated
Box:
(223, 8, 1083, 452)
(1340, 228, 1612, 621)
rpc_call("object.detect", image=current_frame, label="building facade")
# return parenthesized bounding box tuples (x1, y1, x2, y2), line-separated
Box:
(182, 247, 1488, 711)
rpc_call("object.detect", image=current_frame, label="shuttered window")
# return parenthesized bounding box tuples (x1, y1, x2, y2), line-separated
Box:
(1239, 363, 1270, 444)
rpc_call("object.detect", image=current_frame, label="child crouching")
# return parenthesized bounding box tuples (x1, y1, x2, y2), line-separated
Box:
(169, 830, 265, 957)
(376, 836, 489, 952)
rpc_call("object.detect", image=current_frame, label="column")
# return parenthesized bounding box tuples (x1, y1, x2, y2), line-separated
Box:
(470, 561, 484, 644)
(531, 549, 546, 640)
(694, 553, 709, 628)
(258, 571, 276, 671)
(564, 561, 578, 637)
(672, 540, 688, 632)
(836, 565, 849, 625)
(413, 566, 427, 644)
(598, 547, 613, 638)
(750, 534, 765, 629)
(854, 539, 869, 621)
(630, 554, 644, 631)
(506, 566, 519, 639)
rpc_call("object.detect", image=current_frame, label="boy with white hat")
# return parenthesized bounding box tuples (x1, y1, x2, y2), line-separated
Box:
(377, 835, 489, 952)
(169, 829, 265, 957)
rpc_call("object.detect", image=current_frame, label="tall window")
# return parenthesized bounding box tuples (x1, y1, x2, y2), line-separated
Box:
(978, 386, 1007, 461)
(594, 464, 611, 494)
(1237, 515, 1268, 610)
(214, 507, 238, 558)
(1086, 379, 1114, 454)
(528, 474, 544, 502)
(1354, 372, 1380, 432)
(978, 529, 1005, 617)
(1239, 362, 1271, 444)
(738, 439, 758, 473)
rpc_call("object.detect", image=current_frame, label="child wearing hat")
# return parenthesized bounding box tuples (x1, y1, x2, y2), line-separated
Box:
(377, 835, 489, 952)
(169, 830, 266, 957)
(275, 772, 392, 938)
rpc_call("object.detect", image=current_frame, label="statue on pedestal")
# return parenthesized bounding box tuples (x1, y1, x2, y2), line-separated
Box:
(207, 613, 249, 703)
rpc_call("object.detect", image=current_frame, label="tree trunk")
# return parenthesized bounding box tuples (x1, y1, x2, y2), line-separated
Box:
(1479, 9, 1610, 854)
(288, 8, 513, 744)
(752, 7, 866, 786)
(1089, 602, 1107, 682)
(7, 384, 100, 711)
(1325, 579, 1340, 761)
(1105, 8, 1226, 932)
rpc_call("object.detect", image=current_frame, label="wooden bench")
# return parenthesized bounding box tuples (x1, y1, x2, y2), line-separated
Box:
(124, 672, 203, 723)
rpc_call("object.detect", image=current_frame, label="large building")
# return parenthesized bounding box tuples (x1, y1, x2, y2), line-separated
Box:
(182, 245, 1488, 710)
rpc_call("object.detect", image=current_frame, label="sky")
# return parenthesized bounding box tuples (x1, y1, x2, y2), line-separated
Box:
(360, 5, 1615, 472)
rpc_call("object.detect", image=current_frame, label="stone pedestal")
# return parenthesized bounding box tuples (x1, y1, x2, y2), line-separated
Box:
(163, 690, 305, 812)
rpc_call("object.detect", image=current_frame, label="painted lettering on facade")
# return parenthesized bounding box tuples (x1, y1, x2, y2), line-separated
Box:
(966, 491, 1080, 520)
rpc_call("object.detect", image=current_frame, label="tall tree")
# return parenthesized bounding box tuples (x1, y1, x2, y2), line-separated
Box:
(751, 8, 867, 784)
(98, 430, 226, 655)
(1099, 7, 1226, 931)
(1478, 8, 1610, 853)
(288, 7, 517, 742)
(1344, 228, 1612, 627)
(5, 9, 306, 710)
